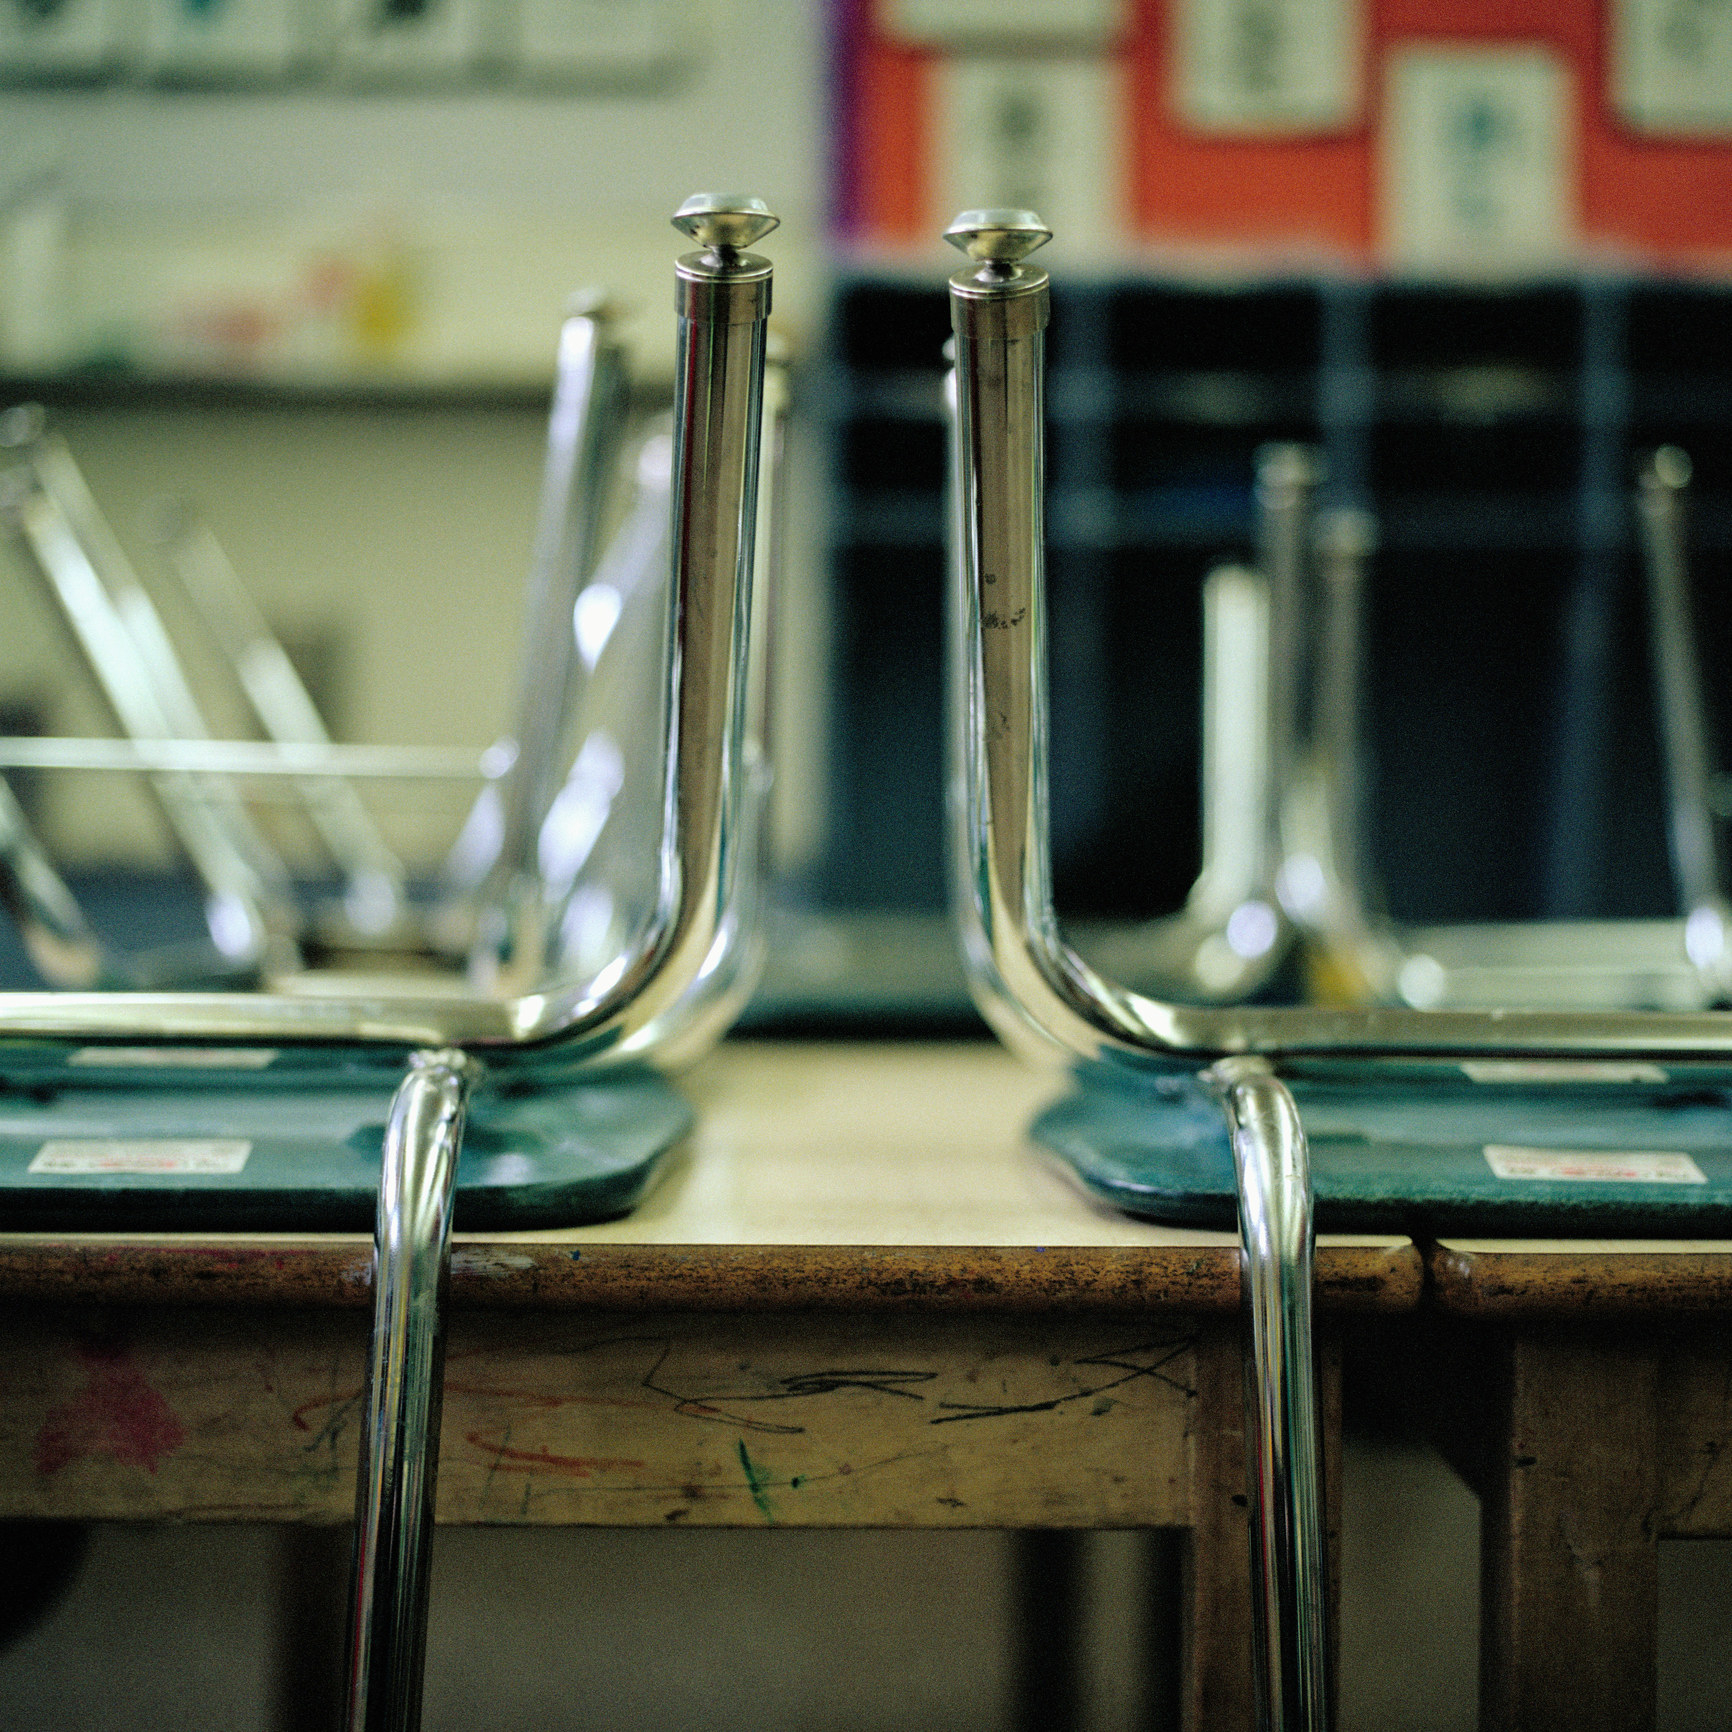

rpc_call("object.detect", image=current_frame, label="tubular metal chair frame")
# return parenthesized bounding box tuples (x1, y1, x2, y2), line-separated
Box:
(0, 195, 780, 1732)
(2, 287, 639, 969)
(1277, 441, 1732, 1013)
(942, 209, 1732, 1732)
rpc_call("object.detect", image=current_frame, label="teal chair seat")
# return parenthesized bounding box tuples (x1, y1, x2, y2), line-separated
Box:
(0, 1041, 688, 1233)
(1036, 1059, 1732, 1236)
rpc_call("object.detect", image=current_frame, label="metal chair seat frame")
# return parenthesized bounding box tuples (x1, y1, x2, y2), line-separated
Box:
(941, 208, 1732, 1732)
(1276, 442, 1731, 1014)
(1017, 420, 1730, 1019)
(0, 282, 672, 978)
(0, 194, 781, 1732)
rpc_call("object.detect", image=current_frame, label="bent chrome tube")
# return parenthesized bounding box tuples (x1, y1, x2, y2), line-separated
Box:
(344, 1048, 476, 1732)
(1639, 446, 1732, 979)
(948, 210, 1332, 1732)
(945, 208, 1732, 1067)
(145, 498, 412, 937)
(611, 339, 789, 1067)
(1077, 564, 1291, 1001)
(0, 762, 263, 992)
(0, 195, 776, 1055)
(529, 423, 679, 984)
(472, 292, 630, 987)
(1209, 1056, 1329, 1732)
(1284, 457, 1726, 1013)
(0, 437, 297, 967)
(941, 347, 1286, 1003)
(0, 774, 107, 989)
(1279, 505, 1405, 1005)
(0, 737, 494, 780)
(0, 418, 299, 951)
(1385, 451, 1726, 1013)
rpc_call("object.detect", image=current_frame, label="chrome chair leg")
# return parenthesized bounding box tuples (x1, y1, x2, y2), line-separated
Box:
(1639, 445, 1732, 976)
(0, 772, 107, 988)
(344, 1048, 478, 1732)
(1208, 1056, 1329, 1732)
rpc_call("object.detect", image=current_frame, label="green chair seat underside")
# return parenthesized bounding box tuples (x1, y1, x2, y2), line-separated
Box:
(1034, 1063, 1732, 1234)
(0, 1069, 690, 1233)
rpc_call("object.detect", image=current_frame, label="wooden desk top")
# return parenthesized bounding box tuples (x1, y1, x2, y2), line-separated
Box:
(1430, 1237, 1732, 1317)
(0, 1042, 1420, 1314)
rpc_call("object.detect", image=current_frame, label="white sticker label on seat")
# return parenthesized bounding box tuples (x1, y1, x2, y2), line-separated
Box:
(29, 1140, 252, 1175)
(68, 1047, 278, 1069)
(1484, 1145, 1705, 1185)
(1461, 1060, 1669, 1085)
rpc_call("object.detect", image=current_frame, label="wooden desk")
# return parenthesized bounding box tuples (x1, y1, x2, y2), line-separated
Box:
(1424, 1237, 1732, 1732)
(0, 1043, 1420, 1730)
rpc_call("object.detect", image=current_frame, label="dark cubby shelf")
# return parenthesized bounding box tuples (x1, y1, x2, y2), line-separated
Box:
(821, 273, 1732, 926)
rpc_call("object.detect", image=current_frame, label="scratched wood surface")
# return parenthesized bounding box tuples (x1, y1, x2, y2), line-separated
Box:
(0, 1302, 1228, 1528)
(0, 1043, 1422, 1313)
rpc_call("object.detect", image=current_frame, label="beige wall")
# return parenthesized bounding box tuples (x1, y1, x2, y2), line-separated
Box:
(0, 0, 828, 381)
(1, 389, 830, 873)
(0, 0, 831, 871)
(1, 403, 546, 864)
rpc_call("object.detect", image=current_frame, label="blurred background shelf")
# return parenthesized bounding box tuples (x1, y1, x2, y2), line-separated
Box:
(0, 370, 565, 410)
(819, 272, 1732, 930)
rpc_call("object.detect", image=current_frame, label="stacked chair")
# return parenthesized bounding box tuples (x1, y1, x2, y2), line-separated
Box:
(0, 192, 781, 1730)
(1233, 438, 1727, 1016)
(941, 206, 1732, 1731)
(1069, 428, 1729, 1018)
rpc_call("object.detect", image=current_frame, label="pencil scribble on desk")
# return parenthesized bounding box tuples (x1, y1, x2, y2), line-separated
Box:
(931, 1338, 1196, 1426)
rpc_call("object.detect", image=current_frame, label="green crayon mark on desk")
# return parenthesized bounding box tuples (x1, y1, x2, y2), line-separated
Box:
(737, 1439, 776, 1523)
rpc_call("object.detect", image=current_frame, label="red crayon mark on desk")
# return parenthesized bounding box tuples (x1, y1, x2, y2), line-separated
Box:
(463, 1433, 645, 1480)
(291, 1381, 660, 1433)
(33, 1342, 186, 1476)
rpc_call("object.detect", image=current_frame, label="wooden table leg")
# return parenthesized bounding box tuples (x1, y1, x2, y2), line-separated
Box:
(1480, 1332, 1660, 1732)
(272, 1524, 349, 1732)
(1181, 1325, 1341, 1732)
(1183, 1326, 1257, 1731)
(1013, 1529, 1084, 1732)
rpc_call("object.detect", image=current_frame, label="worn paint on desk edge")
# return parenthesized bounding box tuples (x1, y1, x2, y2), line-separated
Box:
(0, 1235, 1424, 1314)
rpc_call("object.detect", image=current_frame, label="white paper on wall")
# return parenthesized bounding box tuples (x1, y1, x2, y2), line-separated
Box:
(1382, 45, 1575, 272)
(513, 0, 689, 81)
(1613, 0, 1732, 134)
(0, 0, 134, 76)
(933, 54, 1125, 253)
(1172, 0, 1360, 133)
(139, 0, 324, 77)
(887, 0, 1125, 49)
